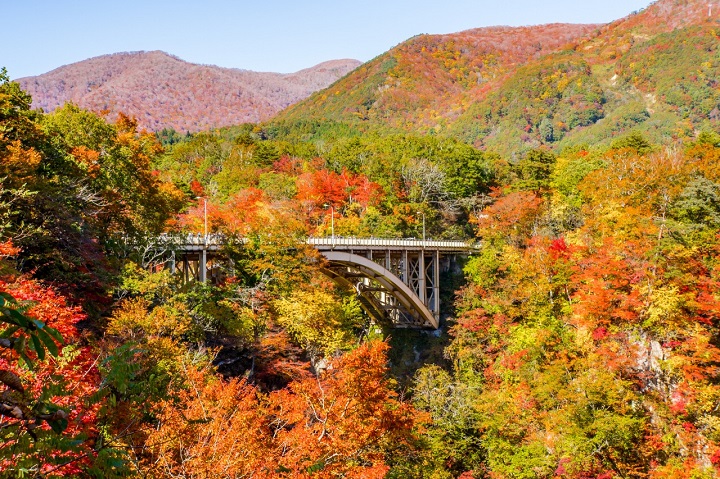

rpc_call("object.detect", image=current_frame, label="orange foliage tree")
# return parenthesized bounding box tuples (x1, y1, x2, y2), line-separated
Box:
(144, 341, 421, 478)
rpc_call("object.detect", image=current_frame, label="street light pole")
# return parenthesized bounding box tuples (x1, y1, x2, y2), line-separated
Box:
(323, 203, 335, 247)
(196, 196, 208, 282)
(196, 196, 207, 238)
(417, 211, 425, 244)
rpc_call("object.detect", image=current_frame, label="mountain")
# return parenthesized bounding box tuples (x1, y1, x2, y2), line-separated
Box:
(272, 0, 720, 155)
(276, 24, 600, 133)
(16, 51, 361, 132)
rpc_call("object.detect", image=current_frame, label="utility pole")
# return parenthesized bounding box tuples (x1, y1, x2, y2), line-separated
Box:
(196, 196, 207, 282)
(416, 211, 426, 245)
(196, 196, 208, 237)
(324, 203, 335, 248)
(203, 199, 207, 238)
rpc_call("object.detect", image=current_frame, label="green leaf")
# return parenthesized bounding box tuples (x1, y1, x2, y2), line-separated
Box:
(106, 458, 127, 468)
(88, 387, 110, 403)
(0, 325, 19, 338)
(36, 329, 59, 357)
(19, 351, 34, 371)
(48, 418, 68, 434)
(30, 334, 45, 361)
(6, 308, 30, 328)
(306, 460, 326, 473)
(44, 326, 64, 343)
(13, 335, 25, 354)
(0, 292, 16, 304)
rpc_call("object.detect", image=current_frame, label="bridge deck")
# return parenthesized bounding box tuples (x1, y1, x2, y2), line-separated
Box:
(307, 237, 475, 252)
(168, 234, 478, 253)
(158, 234, 478, 329)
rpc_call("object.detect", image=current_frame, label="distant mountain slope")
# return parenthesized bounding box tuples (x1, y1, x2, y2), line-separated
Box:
(276, 24, 600, 133)
(273, 0, 720, 155)
(17, 51, 361, 132)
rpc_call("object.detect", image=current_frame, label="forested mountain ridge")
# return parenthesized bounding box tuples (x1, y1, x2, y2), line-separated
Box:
(276, 23, 600, 135)
(16, 51, 361, 133)
(273, 0, 720, 155)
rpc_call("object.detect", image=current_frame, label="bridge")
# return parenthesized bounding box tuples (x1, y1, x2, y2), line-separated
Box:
(161, 234, 478, 329)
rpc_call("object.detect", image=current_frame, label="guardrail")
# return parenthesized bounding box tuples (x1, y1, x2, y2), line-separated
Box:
(159, 232, 225, 246)
(160, 233, 480, 251)
(307, 237, 477, 250)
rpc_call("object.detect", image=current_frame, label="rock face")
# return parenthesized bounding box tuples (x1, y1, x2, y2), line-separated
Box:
(16, 51, 361, 132)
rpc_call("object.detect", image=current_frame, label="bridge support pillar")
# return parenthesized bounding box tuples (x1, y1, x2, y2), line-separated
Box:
(434, 250, 440, 320)
(418, 253, 426, 304)
(402, 250, 408, 283)
(200, 249, 207, 283)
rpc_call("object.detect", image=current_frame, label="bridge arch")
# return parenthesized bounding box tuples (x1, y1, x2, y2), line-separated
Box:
(319, 251, 438, 329)
(164, 235, 477, 329)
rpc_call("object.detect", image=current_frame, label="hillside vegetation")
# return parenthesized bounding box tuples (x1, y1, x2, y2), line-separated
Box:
(278, 24, 599, 136)
(16, 51, 360, 133)
(5, 65, 720, 475)
(273, 0, 720, 156)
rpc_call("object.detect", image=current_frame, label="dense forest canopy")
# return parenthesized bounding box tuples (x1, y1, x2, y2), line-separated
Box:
(2, 0, 720, 477)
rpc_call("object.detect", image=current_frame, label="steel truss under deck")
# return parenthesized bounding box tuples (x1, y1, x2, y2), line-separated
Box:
(156, 235, 476, 329)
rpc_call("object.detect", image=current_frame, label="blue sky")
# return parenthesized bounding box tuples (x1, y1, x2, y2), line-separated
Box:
(4, 0, 653, 79)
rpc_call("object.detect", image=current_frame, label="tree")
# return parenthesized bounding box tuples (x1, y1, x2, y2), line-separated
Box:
(144, 342, 422, 478)
(273, 288, 364, 360)
(514, 149, 556, 191)
(539, 118, 554, 143)
(0, 275, 128, 477)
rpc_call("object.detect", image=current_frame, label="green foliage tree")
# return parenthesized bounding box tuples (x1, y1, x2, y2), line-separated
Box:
(610, 131, 654, 155)
(274, 288, 364, 359)
(670, 176, 720, 227)
(514, 149, 556, 191)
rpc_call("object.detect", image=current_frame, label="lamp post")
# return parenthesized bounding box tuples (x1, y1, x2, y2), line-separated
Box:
(196, 196, 207, 239)
(329, 205, 335, 247)
(322, 203, 335, 247)
(196, 196, 208, 282)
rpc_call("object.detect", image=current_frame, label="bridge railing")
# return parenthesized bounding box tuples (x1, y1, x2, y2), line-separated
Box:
(307, 236, 477, 250)
(159, 232, 226, 247)
(161, 233, 479, 251)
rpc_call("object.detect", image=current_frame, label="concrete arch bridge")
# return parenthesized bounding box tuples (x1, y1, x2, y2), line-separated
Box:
(163, 235, 478, 329)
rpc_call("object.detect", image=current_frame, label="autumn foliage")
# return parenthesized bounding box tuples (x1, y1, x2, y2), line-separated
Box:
(17, 52, 360, 132)
(0, 275, 103, 476)
(144, 341, 419, 478)
(5, 2, 720, 477)
(442, 136, 720, 478)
